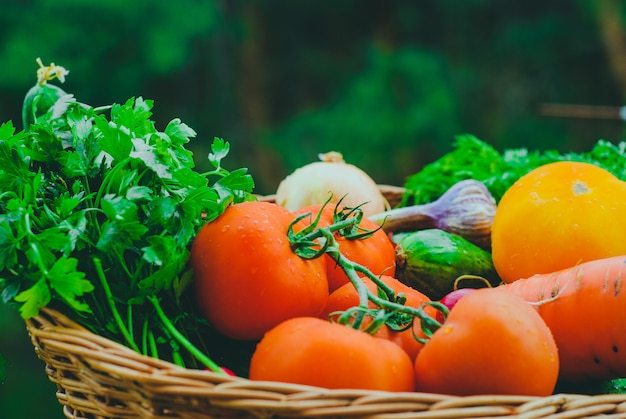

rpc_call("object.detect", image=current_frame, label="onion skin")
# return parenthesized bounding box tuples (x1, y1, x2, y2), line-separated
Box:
(275, 152, 389, 217)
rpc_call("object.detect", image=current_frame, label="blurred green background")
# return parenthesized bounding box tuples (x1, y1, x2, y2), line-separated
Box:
(2, 0, 626, 417)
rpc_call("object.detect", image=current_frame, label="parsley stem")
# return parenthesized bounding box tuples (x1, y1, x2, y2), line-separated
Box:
(93, 156, 132, 208)
(148, 295, 225, 374)
(160, 326, 185, 367)
(127, 304, 134, 343)
(141, 319, 149, 356)
(172, 347, 184, 367)
(92, 257, 140, 352)
(149, 329, 159, 359)
(93, 105, 113, 113)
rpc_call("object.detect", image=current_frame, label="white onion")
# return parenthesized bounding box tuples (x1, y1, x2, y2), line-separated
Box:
(275, 151, 389, 217)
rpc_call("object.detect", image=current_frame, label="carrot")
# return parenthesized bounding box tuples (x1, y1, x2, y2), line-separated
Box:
(501, 255, 626, 383)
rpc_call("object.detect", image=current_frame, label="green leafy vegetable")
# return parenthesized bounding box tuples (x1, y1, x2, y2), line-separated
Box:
(402, 134, 626, 205)
(0, 61, 255, 372)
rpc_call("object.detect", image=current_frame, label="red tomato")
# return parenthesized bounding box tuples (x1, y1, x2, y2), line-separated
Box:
(294, 204, 396, 292)
(249, 316, 415, 392)
(190, 201, 328, 340)
(321, 275, 433, 361)
(414, 288, 559, 396)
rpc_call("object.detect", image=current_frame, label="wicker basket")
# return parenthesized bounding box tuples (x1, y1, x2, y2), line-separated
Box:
(24, 308, 626, 419)
(21, 185, 626, 418)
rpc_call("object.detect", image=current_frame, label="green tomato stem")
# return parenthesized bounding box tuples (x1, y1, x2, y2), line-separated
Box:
(290, 209, 447, 341)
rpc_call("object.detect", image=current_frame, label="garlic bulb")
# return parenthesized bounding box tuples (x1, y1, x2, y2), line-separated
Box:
(368, 179, 497, 249)
(275, 152, 389, 217)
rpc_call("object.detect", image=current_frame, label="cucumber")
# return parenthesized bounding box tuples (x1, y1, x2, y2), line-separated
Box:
(395, 228, 501, 300)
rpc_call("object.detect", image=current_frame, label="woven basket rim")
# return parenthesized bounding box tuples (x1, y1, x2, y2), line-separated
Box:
(25, 307, 626, 419)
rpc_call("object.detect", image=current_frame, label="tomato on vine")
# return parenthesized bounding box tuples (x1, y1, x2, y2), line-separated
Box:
(190, 201, 328, 341)
(294, 203, 396, 292)
(321, 275, 433, 361)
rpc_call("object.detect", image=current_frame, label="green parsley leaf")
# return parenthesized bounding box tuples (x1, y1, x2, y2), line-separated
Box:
(0, 121, 17, 141)
(141, 235, 177, 266)
(0, 71, 256, 367)
(47, 256, 93, 313)
(207, 137, 230, 173)
(403, 134, 626, 204)
(0, 140, 30, 189)
(164, 118, 196, 146)
(97, 195, 149, 253)
(14, 279, 51, 319)
(94, 115, 132, 164)
(130, 138, 172, 179)
(0, 223, 18, 270)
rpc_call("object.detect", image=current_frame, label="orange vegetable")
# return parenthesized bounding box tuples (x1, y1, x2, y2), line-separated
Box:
(249, 316, 415, 391)
(491, 161, 626, 283)
(190, 201, 328, 340)
(321, 275, 433, 361)
(294, 203, 396, 292)
(414, 288, 559, 396)
(501, 255, 626, 382)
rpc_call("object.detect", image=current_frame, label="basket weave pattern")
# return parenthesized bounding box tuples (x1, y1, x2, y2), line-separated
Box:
(25, 308, 626, 419)
(22, 185, 626, 418)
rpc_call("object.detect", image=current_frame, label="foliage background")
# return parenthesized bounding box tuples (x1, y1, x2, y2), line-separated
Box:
(1, 1, 626, 417)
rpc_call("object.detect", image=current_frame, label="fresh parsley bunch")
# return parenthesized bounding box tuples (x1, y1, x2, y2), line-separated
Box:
(402, 134, 626, 205)
(0, 61, 254, 373)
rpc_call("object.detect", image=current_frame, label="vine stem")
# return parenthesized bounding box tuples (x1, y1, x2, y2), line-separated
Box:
(147, 295, 226, 374)
(92, 257, 140, 352)
(290, 209, 448, 342)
